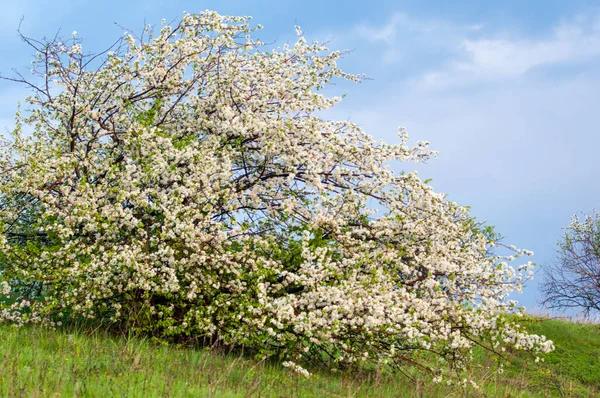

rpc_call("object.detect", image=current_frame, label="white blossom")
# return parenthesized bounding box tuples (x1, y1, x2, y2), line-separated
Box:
(0, 10, 552, 378)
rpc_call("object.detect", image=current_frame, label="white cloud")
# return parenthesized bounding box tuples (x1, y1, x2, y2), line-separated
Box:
(350, 10, 600, 87)
(417, 12, 600, 88)
(352, 12, 480, 65)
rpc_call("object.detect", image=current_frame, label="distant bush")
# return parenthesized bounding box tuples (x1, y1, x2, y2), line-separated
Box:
(542, 210, 600, 316)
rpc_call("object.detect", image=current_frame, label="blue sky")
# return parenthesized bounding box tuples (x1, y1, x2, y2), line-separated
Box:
(1, 0, 599, 314)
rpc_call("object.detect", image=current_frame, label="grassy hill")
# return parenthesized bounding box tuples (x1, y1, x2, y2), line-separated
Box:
(1, 317, 598, 397)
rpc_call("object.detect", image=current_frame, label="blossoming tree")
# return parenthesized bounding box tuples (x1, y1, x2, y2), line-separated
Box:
(542, 210, 600, 316)
(0, 11, 552, 380)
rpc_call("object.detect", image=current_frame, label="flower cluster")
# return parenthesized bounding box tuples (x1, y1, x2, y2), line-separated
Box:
(0, 10, 552, 378)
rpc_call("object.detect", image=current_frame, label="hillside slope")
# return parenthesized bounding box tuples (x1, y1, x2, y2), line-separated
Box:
(1, 318, 598, 397)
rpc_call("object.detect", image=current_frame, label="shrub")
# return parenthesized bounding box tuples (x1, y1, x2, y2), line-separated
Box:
(542, 210, 600, 316)
(0, 11, 552, 380)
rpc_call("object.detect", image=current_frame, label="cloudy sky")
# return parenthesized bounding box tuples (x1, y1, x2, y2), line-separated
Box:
(1, 0, 599, 313)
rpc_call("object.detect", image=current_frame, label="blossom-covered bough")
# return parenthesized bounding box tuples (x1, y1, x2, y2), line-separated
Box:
(0, 11, 552, 382)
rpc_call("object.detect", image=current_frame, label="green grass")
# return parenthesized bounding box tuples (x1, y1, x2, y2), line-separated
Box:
(1, 317, 598, 397)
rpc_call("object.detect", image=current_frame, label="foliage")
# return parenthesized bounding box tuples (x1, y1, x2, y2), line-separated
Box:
(0, 11, 551, 380)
